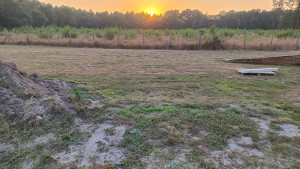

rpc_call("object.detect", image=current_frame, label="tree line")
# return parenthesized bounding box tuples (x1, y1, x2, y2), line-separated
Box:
(0, 0, 299, 30)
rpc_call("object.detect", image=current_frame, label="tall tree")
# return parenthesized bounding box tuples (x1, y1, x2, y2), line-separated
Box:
(31, 10, 48, 27)
(0, 0, 299, 30)
(294, 0, 300, 28)
(162, 10, 180, 29)
(0, 0, 31, 29)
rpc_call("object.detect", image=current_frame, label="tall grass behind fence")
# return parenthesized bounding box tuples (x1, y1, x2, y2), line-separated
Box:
(1, 26, 300, 50)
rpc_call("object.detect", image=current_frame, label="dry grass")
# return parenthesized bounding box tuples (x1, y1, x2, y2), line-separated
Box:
(1, 33, 300, 50)
(0, 45, 299, 108)
(224, 36, 300, 50)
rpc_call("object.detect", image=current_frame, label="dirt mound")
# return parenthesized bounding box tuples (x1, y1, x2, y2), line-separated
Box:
(0, 88, 24, 118)
(230, 55, 300, 65)
(0, 62, 75, 120)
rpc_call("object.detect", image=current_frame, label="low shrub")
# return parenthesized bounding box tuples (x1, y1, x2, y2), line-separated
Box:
(96, 31, 103, 38)
(202, 26, 224, 50)
(104, 29, 115, 40)
(60, 26, 79, 38)
(275, 29, 299, 38)
(127, 30, 137, 38)
(37, 31, 52, 39)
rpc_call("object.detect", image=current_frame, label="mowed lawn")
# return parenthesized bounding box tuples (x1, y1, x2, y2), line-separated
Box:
(0, 45, 299, 113)
(0, 45, 300, 168)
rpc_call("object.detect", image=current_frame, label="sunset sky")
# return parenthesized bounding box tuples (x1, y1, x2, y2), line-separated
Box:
(39, 0, 273, 15)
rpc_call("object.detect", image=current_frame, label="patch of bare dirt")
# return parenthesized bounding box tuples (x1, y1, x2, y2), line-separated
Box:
(250, 117, 271, 137)
(54, 118, 126, 167)
(21, 133, 56, 148)
(278, 123, 300, 137)
(141, 148, 196, 169)
(0, 143, 15, 153)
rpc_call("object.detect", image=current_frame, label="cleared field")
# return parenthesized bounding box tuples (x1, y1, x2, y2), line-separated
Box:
(0, 45, 300, 168)
(0, 45, 299, 107)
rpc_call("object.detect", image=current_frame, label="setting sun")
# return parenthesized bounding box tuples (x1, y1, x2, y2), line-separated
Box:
(148, 11, 154, 16)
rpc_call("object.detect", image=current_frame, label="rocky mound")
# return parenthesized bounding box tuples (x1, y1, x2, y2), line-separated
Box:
(0, 62, 75, 120)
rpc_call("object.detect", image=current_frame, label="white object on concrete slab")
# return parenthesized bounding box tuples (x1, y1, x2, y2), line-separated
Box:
(237, 68, 279, 74)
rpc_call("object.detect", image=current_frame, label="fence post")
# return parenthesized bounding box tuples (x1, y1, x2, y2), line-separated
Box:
(26, 30, 29, 44)
(117, 32, 120, 47)
(243, 32, 247, 50)
(3, 31, 7, 44)
(48, 31, 50, 46)
(93, 32, 95, 45)
(143, 32, 145, 48)
(270, 34, 274, 50)
(7, 31, 10, 44)
(69, 31, 72, 46)
(297, 33, 300, 49)
(169, 32, 172, 46)
(198, 32, 202, 49)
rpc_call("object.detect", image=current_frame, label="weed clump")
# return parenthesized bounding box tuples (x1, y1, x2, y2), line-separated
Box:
(202, 26, 224, 50)
(104, 29, 115, 40)
(96, 31, 103, 38)
(60, 26, 79, 38)
(35, 153, 57, 167)
(37, 31, 51, 39)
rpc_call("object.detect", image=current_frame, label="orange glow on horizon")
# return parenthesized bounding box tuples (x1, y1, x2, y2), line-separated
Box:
(39, 0, 273, 15)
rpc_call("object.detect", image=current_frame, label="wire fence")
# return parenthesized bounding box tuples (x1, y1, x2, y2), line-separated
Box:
(1, 31, 300, 50)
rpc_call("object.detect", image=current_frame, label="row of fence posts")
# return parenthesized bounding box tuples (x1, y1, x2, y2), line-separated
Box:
(3, 30, 300, 50)
(242, 32, 300, 50)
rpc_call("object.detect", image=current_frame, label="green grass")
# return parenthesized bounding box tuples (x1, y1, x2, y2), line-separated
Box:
(1, 46, 300, 168)
(186, 149, 215, 168)
(117, 106, 259, 167)
(0, 109, 75, 143)
(77, 107, 107, 123)
(62, 73, 294, 110)
(121, 131, 153, 155)
(272, 144, 300, 158)
(0, 148, 30, 169)
(33, 153, 57, 169)
(0, 113, 89, 168)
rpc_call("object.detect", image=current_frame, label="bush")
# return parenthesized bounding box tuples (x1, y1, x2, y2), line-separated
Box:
(60, 26, 79, 38)
(37, 31, 52, 39)
(219, 29, 235, 38)
(154, 30, 162, 40)
(1, 28, 10, 36)
(127, 30, 137, 38)
(202, 26, 224, 50)
(144, 30, 154, 38)
(96, 31, 103, 38)
(11, 26, 35, 34)
(104, 29, 115, 40)
(182, 29, 197, 39)
(164, 29, 171, 36)
(2, 28, 8, 34)
(275, 29, 299, 38)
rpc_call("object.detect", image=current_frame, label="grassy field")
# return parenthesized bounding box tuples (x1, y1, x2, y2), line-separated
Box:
(0, 45, 300, 168)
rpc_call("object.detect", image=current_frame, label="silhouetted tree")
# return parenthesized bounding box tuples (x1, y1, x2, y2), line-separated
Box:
(0, 0, 299, 30)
